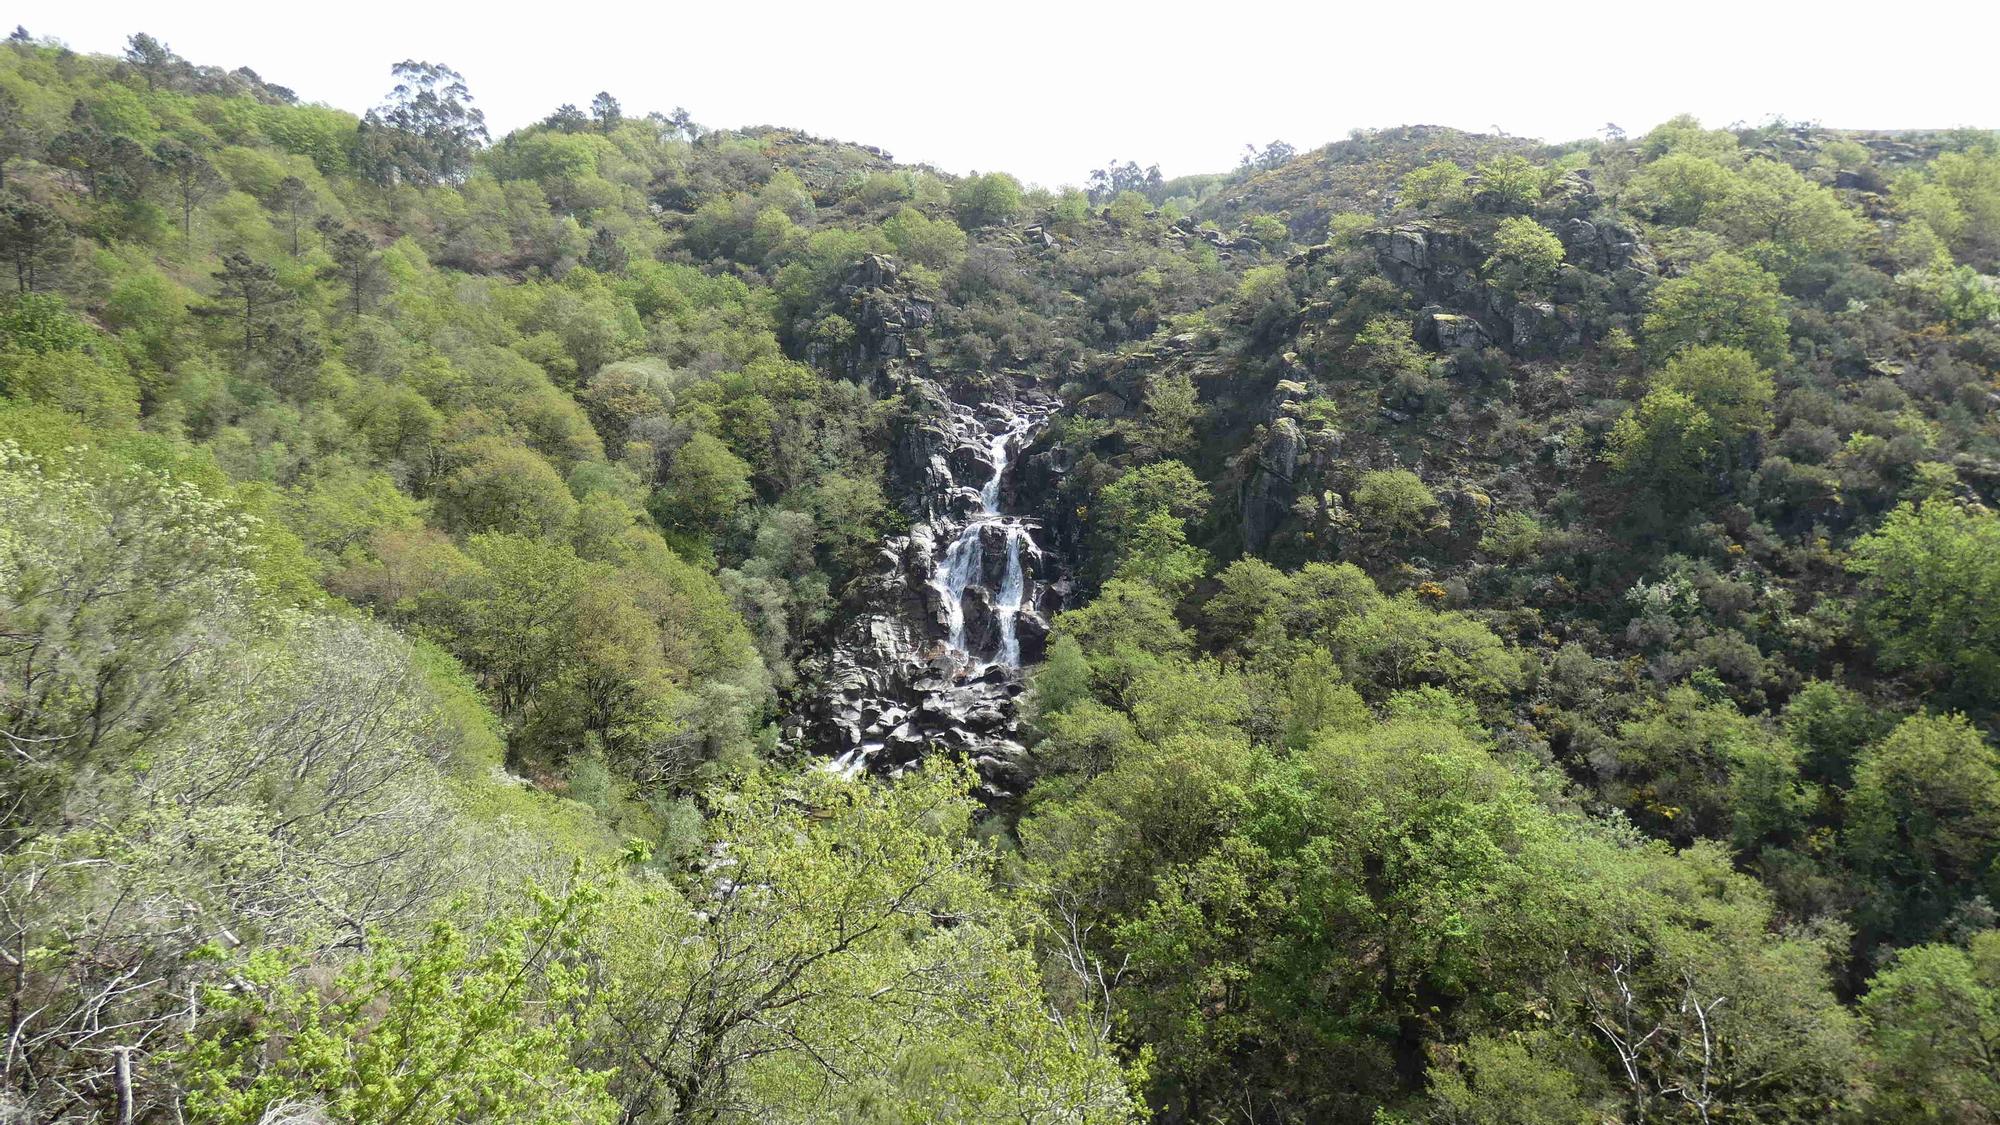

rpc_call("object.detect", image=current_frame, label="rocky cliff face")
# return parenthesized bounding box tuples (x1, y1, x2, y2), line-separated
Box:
(791, 257, 1070, 797)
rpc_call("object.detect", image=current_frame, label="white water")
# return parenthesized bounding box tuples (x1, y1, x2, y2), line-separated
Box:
(929, 409, 1039, 669)
(934, 530, 983, 652)
(993, 525, 1033, 667)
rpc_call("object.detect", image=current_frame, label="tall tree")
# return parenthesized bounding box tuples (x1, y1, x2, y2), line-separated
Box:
(121, 33, 187, 90)
(368, 60, 488, 186)
(151, 141, 223, 246)
(47, 102, 148, 202)
(199, 251, 293, 359)
(0, 197, 71, 292)
(317, 218, 384, 316)
(0, 87, 35, 190)
(273, 174, 314, 256)
(542, 103, 587, 133)
(589, 91, 621, 133)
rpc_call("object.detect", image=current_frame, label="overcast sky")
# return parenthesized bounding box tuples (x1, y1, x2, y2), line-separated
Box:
(27, 1, 1999, 188)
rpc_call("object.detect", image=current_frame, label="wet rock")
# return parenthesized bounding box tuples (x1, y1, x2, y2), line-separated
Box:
(793, 347, 1070, 799)
(1241, 416, 1304, 553)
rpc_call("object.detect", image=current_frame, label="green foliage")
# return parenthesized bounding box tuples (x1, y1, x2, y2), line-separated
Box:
(1479, 510, 1544, 563)
(1642, 251, 1789, 364)
(183, 882, 617, 1125)
(653, 429, 752, 535)
(1474, 153, 1545, 210)
(1654, 343, 1775, 446)
(1353, 467, 1440, 534)
(579, 761, 1142, 1121)
(1094, 459, 1210, 593)
(1860, 931, 2000, 1121)
(950, 171, 1024, 229)
(435, 436, 578, 538)
(1628, 151, 1866, 273)
(1848, 500, 2000, 707)
(1483, 216, 1565, 296)
(1627, 152, 1739, 225)
(882, 204, 967, 271)
(1844, 713, 2000, 943)
(1610, 685, 1809, 847)
(1607, 388, 1719, 497)
(5, 33, 1999, 1125)
(1131, 369, 1202, 458)
(1401, 159, 1469, 209)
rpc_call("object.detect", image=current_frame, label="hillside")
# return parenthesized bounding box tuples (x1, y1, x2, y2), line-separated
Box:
(2, 29, 1999, 1125)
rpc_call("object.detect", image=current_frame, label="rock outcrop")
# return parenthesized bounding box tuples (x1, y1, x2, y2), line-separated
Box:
(791, 256, 1070, 798)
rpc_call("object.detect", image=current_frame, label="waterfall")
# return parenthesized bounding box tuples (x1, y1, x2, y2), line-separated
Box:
(929, 408, 1041, 670)
(979, 426, 1009, 512)
(792, 253, 1069, 794)
(802, 382, 1063, 795)
(994, 526, 1031, 667)
(933, 530, 982, 652)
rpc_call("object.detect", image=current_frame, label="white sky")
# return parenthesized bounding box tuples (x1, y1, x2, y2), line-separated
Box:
(25, 0, 1999, 189)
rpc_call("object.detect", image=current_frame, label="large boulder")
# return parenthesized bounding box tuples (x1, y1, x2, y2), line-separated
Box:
(1241, 416, 1305, 553)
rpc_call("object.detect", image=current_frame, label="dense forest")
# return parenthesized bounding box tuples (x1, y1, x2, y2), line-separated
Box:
(1, 27, 1998, 1124)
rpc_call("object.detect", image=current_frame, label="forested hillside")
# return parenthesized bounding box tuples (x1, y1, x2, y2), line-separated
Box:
(1, 28, 1997, 1124)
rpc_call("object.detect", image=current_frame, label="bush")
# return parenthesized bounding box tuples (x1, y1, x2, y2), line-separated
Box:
(1400, 160, 1468, 209)
(950, 172, 1024, 230)
(1484, 216, 1565, 296)
(1353, 468, 1439, 535)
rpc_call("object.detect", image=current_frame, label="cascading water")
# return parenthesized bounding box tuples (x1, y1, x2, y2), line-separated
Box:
(994, 527, 1032, 667)
(792, 254, 1070, 797)
(803, 380, 1064, 797)
(929, 411, 1041, 670)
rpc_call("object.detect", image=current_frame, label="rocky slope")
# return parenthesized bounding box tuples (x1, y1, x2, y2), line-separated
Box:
(790, 257, 1071, 796)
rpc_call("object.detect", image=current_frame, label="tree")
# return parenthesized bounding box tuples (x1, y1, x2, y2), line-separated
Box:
(1847, 500, 2000, 706)
(1607, 388, 1720, 510)
(1484, 216, 1566, 296)
(1845, 713, 2000, 945)
(882, 206, 967, 270)
(122, 32, 187, 90)
(1094, 460, 1210, 592)
(0, 441, 258, 834)
(47, 104, 149, 202)
(1860, 933, 2000, 1121)
(1626, 152, 1737, 225)
(652, 430, 752, 536)
(1088, 159, 1163, 204)
(368, 60, 489, 186)
(1653, 344, 1774, 449)
(543, 103, 588, 133)
(318, 219, 385, 316)
(1711, 156, 1867, 269)
(1475, 153, 1544, 210)
(1239, 140, 1295, 172)
(1610, 685, 1808, 847)
(0, 197, 71, 292)
(273, 174, 314, 256)
(1131, 370, 1201, 459)
(151, 140, 224, 245)
(182, 881, 617, 1125)
(950, 171, 1024, 229)
(1401, 159, 1469, 209)
(589, 91, 621, 133)
(578, 762, 1140, 1122)
(199, 251, 294, 360)
(1783, 680, 1891, 789)
(1642, 251, 1789, 364)
(0, 87, 36, 190)
(434, 437, 578, 538)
